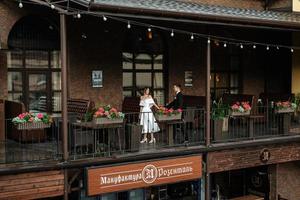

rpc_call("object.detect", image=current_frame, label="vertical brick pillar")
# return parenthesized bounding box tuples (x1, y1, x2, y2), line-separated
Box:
(0, 51, 7, 141)
(269, 164, 278, 200)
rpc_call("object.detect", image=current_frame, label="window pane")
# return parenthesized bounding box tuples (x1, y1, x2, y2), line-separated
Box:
(154, 90, 165, 105)
(123, 90, 132, 97)
(52, 72, 61, 90)
(154, 54, 163, 69)
(122, 53, 133, 69)
(123, 72, 133, 87)
(50, 51, 61, 68)
(7, 51, 23, 68)
(25, 51, 48, 68)
(136, 73, 151, 87)
(29, 92, 47, 112)
(230, 89, 239, 94)
(8, 72, 22, 92)
(135, 54, 152, 70)
(29, 74, 46, 91)
(215, 73, 228, 88)
(230, 73, 239, 87)
(8, 93, 22, 102)
(154, 73, 163, 88)
(53, 92, 61, 112)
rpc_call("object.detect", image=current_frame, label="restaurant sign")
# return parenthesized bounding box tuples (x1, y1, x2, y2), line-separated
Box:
(86, 155, 202, 196)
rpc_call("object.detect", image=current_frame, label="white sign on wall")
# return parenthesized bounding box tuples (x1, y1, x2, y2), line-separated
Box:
(293, 0, 300, 12)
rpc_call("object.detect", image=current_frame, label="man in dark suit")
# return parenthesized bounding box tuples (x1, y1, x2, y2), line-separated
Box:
(166, 84, 187, 144)
(167, 84, 183, 110)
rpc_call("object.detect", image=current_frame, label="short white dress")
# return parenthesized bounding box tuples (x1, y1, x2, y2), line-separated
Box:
(139, 98, 160, 134)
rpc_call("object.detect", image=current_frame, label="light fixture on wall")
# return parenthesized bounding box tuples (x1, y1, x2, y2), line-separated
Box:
(190, 34, 194, 40)
(223, 42, 227, 48)
(18, 0, 23, 8)
(127, 21, 131, 29)
(50, 4, 55, 9)
(170, 30, 174, 37)
(103, 15, 107, 21)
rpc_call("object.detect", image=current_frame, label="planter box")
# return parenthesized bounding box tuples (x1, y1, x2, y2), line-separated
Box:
(155, 113, 182, 122)
(230, 110, 250, 117)
(93, 118, 123, 125)
(15, 122, 51, 130)
(213, 118, 229, 141)
(275, 107, 295, 114)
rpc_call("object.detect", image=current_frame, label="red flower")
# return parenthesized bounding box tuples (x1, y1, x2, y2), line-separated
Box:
(110, 108, 118, 113)
(98, 107, 105, 113)
(37, 113, 44, 119)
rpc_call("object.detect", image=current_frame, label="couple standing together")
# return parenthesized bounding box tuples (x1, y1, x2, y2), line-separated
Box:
(139, 84, 183, 144)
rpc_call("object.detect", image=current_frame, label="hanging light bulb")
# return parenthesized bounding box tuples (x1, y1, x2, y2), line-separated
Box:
(103, 15, 107, 21)
(223, 42, 227, 48)
(190, 34, 194, 40)
(240, 44, 244, 49)
(276, 46, 280, 50)
(18, 1, 23, 8)
(170, 30, 174, 37)
(291, 48, 294, 53)
(77, 13, 81, 18)
(148, 27, 152, 32)
(266, 46, 270, 51)
(253, 44, 256, 49)
(127, 21, 131, 29)
(50, 4, 55, 9)
(207, 38, 211, 44)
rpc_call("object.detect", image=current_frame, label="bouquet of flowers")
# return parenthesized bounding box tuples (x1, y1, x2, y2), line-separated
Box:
(156, 106, 183, 116)
(231, 102, 251, 113)
(275, 101, 296, 109)
(12, 112, 52, 130)
(93, 105, 125, 119)
(12, 112, 52, 124)
(275, 101, 296, 113)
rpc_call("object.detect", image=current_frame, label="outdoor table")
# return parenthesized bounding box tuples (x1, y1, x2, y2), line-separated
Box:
(158, 119, 184, 146)
(276, 112, 292, 135)
(72, 122, 124, 156)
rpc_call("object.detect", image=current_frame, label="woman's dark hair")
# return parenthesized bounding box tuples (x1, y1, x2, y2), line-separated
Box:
(143, 87, 151, 94)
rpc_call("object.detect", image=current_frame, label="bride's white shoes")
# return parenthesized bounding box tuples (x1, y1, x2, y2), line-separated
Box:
(149, 138, 156, 144)
(140, 138, 148, 143)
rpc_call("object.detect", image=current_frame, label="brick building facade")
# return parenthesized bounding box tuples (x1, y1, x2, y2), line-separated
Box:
(1, 0, 300, 200)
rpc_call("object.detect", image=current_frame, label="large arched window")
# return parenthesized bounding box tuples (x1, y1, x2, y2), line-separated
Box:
(7, 15, 61, 113)
(122, 29, 166, 105)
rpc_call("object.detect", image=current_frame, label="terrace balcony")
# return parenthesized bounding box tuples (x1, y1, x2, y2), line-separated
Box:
(1, 104, 300, 168)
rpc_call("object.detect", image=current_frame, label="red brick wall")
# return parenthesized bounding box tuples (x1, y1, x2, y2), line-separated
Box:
(0, 0, 26, 48)
(207, 142, 300, 173)
(277, 162, 300, 200)
(167, 36, 206, 100)
(67, 17, 124, 109)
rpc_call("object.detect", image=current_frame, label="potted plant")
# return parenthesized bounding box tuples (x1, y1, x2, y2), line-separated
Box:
(212, 101, 229, 141)
(230, 101, 251, 116)
(293, 93, 300, 122)
(93, 105, 125, 125)
(274, 101, 296, 114)
(155, 107, 183, 122)
(12, 112, 52, 130)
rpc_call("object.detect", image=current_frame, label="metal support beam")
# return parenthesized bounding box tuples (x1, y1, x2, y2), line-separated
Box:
(206, 40, 211, 146)
(60, 13, 69, 200)
(205, 40, 211, 200)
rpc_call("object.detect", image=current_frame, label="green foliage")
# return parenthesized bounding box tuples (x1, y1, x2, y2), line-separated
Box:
(211, 100, 229, 120)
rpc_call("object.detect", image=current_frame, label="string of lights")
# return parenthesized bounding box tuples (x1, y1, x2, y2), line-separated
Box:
(17, 0, 299, 52)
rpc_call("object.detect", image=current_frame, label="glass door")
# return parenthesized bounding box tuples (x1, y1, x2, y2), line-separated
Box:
(26, 72, 49, 112)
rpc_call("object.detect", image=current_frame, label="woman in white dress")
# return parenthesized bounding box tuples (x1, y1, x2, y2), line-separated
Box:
(140, 88, 160, 144)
